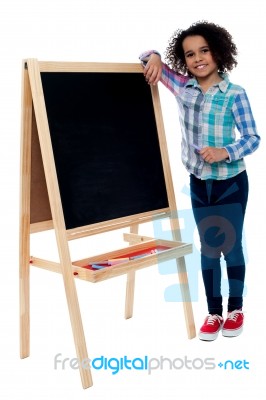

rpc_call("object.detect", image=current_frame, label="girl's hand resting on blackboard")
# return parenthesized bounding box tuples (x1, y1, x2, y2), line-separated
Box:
(143, 53, 162, 85)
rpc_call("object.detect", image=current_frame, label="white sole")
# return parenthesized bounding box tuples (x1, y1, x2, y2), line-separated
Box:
(222, 326, 243, 337)
(199, 328, 221, 341)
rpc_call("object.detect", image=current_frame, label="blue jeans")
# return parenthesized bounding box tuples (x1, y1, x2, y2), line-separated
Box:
(190, 170, 249, 316)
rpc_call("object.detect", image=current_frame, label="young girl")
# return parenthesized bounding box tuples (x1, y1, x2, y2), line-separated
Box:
(140, 21, 260, 341)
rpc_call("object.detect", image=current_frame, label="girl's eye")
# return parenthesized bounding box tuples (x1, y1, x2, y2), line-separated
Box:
(186, 53, 193, 58)
(202, 48, 209, 53)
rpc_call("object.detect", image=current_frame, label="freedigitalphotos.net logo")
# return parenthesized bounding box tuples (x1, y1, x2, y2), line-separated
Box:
(54, 354, 249, 375)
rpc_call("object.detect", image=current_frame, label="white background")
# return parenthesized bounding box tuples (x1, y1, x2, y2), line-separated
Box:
(0, 0, 265, 398)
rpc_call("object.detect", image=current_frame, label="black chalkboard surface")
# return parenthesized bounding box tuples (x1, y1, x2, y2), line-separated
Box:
(41, 72, 169, 230)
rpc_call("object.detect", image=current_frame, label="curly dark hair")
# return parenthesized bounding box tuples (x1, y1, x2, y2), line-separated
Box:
(165, 21, 238, 76)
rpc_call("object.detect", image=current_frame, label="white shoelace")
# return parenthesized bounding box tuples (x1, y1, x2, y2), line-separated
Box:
(227, 310, 244, 321)
(206, 314, 223, 326)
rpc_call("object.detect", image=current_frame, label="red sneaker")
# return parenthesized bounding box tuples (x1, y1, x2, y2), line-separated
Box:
(222, 310, 244, 337)
(199, 314, 224, 341)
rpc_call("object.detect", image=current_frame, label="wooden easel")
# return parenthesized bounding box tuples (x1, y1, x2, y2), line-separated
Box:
(19, 59, 196, 389)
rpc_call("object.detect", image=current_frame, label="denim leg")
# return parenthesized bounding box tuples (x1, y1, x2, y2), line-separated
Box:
(190, 171, 249, 315)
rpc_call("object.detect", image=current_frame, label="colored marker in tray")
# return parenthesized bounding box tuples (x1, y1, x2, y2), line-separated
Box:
(85, 246, 169, 271)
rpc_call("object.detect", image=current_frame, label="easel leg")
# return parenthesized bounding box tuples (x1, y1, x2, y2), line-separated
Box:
(58, 247, 93, 389)
(26, 58, 93, 388)
(170, 215, 196, 339)
(124, 224, 138, 319)
(67, 288, 93, 388)
(20, 242, 30, 358)
(175, 257, 196, 339)
(125, 271, 136, 319)
(19, 64, 32, 358)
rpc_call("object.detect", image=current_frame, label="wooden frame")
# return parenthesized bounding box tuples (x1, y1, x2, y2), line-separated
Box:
(19, 59, 196, 389)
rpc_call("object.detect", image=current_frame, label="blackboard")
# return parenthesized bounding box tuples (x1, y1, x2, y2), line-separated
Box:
(40, 72, 169, 230)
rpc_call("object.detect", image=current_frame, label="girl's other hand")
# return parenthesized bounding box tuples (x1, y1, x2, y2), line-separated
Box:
(200, 147, 229, 164)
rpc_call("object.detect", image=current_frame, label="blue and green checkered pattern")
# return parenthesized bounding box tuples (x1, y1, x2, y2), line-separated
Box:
(140, 51, 260, 180)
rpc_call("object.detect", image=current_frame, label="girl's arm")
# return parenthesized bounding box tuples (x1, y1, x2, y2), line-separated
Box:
(139, 50, 189, 96)
(143, 53, 163, 85)
(200, 91, 260, 164)
(226, 90, 260, 161)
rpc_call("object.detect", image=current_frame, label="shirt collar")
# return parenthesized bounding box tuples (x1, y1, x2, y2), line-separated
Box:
(185, 73, 230, 93)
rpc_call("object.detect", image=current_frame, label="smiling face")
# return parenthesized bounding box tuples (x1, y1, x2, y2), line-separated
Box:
(182, 35, 222, 88)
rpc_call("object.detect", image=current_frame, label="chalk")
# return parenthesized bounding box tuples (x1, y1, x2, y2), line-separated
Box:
(129, 254, 145, 260)
(150, 249, 158, 254)
(191, 143, 202, 151)
(91, 250, 160, 267)
(108, 257, 130, 265)
(91, 264, 105, 270)
(129, 250, 158, 260)
(89, 260, 109, 265)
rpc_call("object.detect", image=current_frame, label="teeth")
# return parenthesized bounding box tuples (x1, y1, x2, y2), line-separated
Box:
(196, 65, 206, 69)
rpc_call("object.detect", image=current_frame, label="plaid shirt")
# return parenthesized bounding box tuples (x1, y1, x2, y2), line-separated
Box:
(140, 51, 260, 180)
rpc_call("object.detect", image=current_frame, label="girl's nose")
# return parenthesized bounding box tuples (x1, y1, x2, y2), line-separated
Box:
(195, 53, 202, 62)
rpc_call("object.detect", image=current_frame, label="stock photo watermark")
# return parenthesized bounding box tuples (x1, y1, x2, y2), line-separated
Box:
(54, 353, 250, 375)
